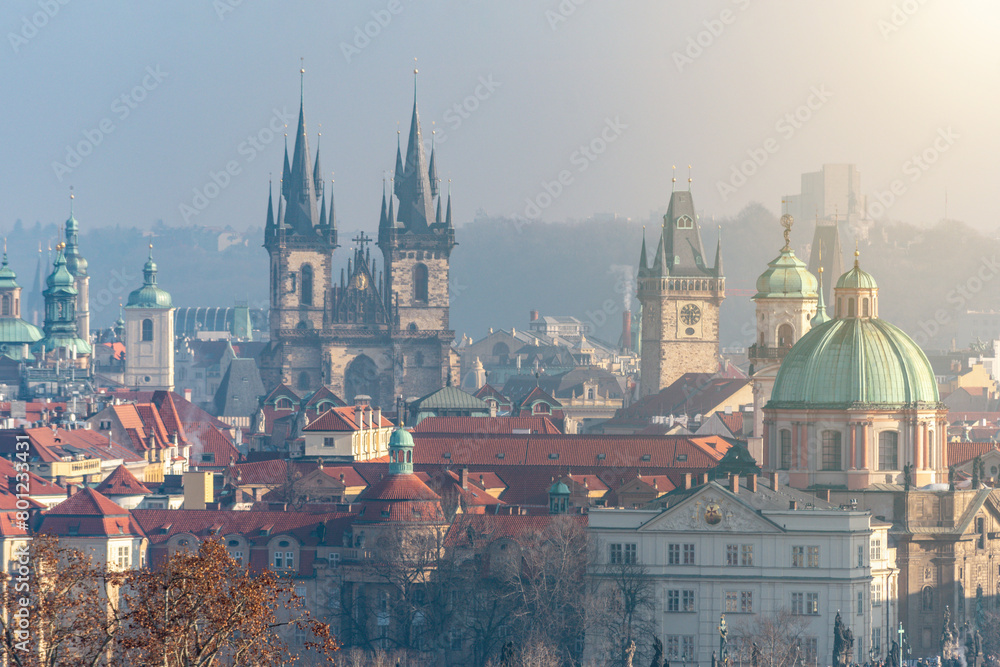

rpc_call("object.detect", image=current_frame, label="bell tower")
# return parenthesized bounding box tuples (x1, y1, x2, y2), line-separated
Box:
(637, 185, 724, 396)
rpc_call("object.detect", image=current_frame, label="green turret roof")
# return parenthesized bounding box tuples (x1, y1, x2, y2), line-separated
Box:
(126, 246, 172, 309)
(753, 248, 818, 299)
(0, 254, 17, 290)
(836, 251, 877, 290)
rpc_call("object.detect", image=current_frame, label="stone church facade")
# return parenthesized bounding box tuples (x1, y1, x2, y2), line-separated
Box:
(260, 75, 459, 408)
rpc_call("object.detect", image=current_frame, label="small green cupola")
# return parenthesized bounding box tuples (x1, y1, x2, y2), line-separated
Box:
(34, 243, 90, 356)
(833, 247, 878, 319)
(548, 478, 570, 514)
(388, 427, 414, 474)
(126, 244, 173, 309)
(64, 193, 88, 278)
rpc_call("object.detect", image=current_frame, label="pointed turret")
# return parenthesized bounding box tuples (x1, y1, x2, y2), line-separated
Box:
(276, 183, 285, 228)
(813, 265, 830, 326)
(387, 188, 396, 228)
(313, 133, 324, 195)
(379, 179, 389, 231)
(282, 69, 321, 234)
(265, 181, 275, 233)
(714, 232, 724, 277)
(662, 190, 710, 276)
(281, 135, 291, 200)
(435, 195, 443, 224)
(318, 184, 328, 228)
(395, 71, 435, 231)
(394, 132, 404, 199)
(445, 186, 453, 229)
(428, 135, 439, 199)
(328, 179, 338, 243)
(638, 227, 649, 277)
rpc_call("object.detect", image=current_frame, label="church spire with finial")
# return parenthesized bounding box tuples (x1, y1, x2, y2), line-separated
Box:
(445, 179, 453, 229)
(714, 224, 723, 277)
(282, 60, 321, 234)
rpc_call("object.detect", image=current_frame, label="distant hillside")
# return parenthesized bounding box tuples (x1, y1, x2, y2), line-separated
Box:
(5, 209, 996, 350)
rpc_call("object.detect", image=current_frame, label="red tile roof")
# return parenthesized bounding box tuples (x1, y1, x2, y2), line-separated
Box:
(445, 513, 587, 548)
(39, 488, 145, 537)
(359, 473, 441, 501)
(304, 406, 392, 432)
(131, 509, 354, 546)
(188, 425, 241, 468)
(413, 416, 561, 435)
(519, 386, 561, 409)
(947, 441, 1000, 466)
(95, 465, 150, 496)
(47, 487, 128, 516)
(613, 373, 751, 423)
(17, 427, 143, 464)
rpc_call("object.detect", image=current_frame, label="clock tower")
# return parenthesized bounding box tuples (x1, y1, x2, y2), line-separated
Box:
(637, 189, 724, 396)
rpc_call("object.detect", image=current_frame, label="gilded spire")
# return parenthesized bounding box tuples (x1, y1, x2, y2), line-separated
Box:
(638, 225, 648, 275)
(780, 213, 794, 252)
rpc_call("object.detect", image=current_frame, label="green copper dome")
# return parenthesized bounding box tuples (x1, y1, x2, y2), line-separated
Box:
(126, 247, 172, 309)
(754, 248, 818, 299)
(549, 480, 570, 496)
(770, 317, 939, 408)
(0, 255, 17, 290)
(46, 248, 76, 291)
(389, 428, 414, 449)
(835, 263, 877, 290)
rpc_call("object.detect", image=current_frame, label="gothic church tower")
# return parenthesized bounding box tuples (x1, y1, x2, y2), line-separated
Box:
(637, 188, 724, 396)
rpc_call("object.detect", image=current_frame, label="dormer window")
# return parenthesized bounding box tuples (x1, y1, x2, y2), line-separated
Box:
(676, 215, 694, 229)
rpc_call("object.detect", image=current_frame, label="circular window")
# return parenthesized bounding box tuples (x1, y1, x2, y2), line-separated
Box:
(685, 327, 695, 336)
(144, 376, 151, 383)
(279, 540, 290, 548)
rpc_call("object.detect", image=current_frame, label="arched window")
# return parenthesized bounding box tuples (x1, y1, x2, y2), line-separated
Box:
(300, 264, 313, 306)
(780, 429, 792, 469)
(777, 323, 794, 347)
(837, 298, 842, 318)
(878, 431, 898, 471)
(0, 295, 9, 317)
(297, 371, 310, 391)
(414, 351, 424, 367)
(345, 354, 379, 404)
(922, 586, 933, 611)
(492, 342, 510, 363)
(142, 318, 154, 342)
(676, 215, 694, 229)
(863, 298, 870, 317)
(413, 263, 429, 302)
(822, 430, 842, 471)
(848, 298, 855, 317)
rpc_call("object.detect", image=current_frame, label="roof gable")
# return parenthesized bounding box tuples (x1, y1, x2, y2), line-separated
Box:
(638, 484, 782, 534)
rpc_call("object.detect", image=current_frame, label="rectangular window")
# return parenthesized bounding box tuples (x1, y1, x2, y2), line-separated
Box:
(666, 637, 680, 659)
(780, 429, 792, 469)
(610, 543, 623, 565)
(726, 544, 739, 566)
(858, 544, 864, 568)
(683, 544, 695, 565)
(808, 546, 819, 568)
(857, 590, 864, 615)
(791, 592, 804, 615)
(624, 543, 637, 564)
(667, 590, 696, 612)
(741, 591, 753, 613)
(232, 550, 243, 564)
(741, 544, 753, 566)
(274, 552, 283, 569)
(801, 638, 817, 664)
(871, 538, 882, 561)
(872, 583, 882, 607)
(682, 590, 695, 612)
(822, 430, 842, 471)
(668, 544, 680, 565)
(286, 551, 294, 569)
(725, 591, 738, 612)
(873, 628, 881, 653)
(792, 546, 804, 568)
(116, 546, 130, 569)
(324, 437, 335, 447)
(806, 592, 819, 615)
(682, 636, 695, 660)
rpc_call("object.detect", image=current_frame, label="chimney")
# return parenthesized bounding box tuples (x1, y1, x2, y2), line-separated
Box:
(530, 310, 539, 322)
(729, 473, 739, 494)
(373, 407, 382, 427)
(622, 310, 631, 354)
(700, 472, 709, 485)
(460, 468, 468, 490)
(769, 471, 780, 492)
(747, 473, 757, 493)
(66, 484, 77, 498)
(365, 407, 372, 429)
(789, 500, 797, 510)
(183, 388, 192, 403)
(355, 405, 363, 429)
(683, 473, 692, 490)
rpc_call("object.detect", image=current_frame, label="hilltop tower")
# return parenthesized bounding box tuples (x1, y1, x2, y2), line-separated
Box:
(124, 246, 175, 391)
(637, 188, 724, 396)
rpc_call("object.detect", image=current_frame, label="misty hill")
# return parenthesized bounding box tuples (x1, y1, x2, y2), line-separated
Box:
(4, 210, 998, 352)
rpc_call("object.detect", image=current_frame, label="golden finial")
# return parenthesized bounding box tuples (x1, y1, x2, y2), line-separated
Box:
(687, 164, 692, 190)
(780, 213, 794, 251)
(854, 240, 860, 267)
(818, 244, 823, 273)
(671, 165, 676, 192)
(300, 56, 304, 75)
(56, 242, 65, 251)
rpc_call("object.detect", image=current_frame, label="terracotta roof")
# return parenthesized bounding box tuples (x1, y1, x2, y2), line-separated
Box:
(13, 427, 143, 464)
(302, 385, 346, 411)
(948, 441, 1000, 466)
(359, 473, 441, 501)
(262, 383, 300, 406)
(718, 412, 745, 436)
(131, 509, 354, 546)
(613, 373, 751, 422)
(303, 406, 392, 432)
(473, 384, 511, 404)
(111, 390, 231, 431)
(412, 433, 731, 469)
(39, 488, 145, 537)
(95, 465, 151, 496)
(47, 487, 129, 516)
(188, 425, 240, 468)
(445, 513, 587, 548)
(413, 416, 561, 435)
(519, 386, 562, 409)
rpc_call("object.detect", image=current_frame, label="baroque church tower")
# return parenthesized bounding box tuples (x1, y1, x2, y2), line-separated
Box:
(260, 69, 457, 408)
(637, 187, 724, 396)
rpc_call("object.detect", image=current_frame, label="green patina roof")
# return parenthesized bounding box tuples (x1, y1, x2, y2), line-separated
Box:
(549, 480, 570, 496)
(0, 255, 17, 290)
(33, 335, 91, 356)
(389, 428, 414, 449)
(0, 318, 42, 344)
(45, 249, 76, 292)
(126, 251, 172, 309)
(770, 317, 939, 408)
(411, 386, 489, 411)
(836, 264, 878, 290)
(753, 247, 818, 299)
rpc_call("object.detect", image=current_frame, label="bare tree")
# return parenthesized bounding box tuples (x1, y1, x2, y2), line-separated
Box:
(592, 558, 656, 667)
(729, 609, 812, 667)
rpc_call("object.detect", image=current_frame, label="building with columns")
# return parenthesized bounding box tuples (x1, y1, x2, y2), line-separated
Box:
(763, 250, 947, 490)
(637, 189, 724, 397)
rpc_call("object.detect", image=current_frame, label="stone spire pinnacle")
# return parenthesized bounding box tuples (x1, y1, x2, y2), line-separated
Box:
(265, 179, 275, 232)
(313, 130, 324, 195)
(281, 132, 291, 200)
(379, 177, 389, 231)
(328, 176, 338, 238)
(395, 68, 435, 231)
(429, 129, 439, 199)
(283, 68, 321, 234)
(394, 128, 404, 199)
(276, 180, 285, 228)
(813, 259, 830, 326)
(714, 225, 723, 277)
(318, 180, 328, 228)
(638, 226, 648, 276)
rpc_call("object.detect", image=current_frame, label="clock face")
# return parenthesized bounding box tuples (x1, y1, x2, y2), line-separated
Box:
(680, 304, 702, 325)
(353, 273, 368, 290)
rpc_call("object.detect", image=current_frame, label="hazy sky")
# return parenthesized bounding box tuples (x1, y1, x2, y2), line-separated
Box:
(2, 1, 999, 235)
